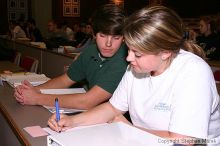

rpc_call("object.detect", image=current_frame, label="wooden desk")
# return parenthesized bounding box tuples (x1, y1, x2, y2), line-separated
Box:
(207, 60, 220, 68)
(0, 83, 51, 146)
(0, 61, 23, 73)
(0, 38, 78, 78)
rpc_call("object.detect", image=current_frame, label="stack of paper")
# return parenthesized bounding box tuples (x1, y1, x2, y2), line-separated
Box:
(40, 88, 86, 114)
(1, 72, 50, 87)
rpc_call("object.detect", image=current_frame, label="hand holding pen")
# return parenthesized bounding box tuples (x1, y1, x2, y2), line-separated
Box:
(48, 98, 74, 132)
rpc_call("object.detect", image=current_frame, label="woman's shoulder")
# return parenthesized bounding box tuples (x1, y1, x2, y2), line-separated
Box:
(175, 49, 211, 72)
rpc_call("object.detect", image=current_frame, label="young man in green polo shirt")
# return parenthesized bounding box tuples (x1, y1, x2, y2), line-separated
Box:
(14, 4, 128, 109)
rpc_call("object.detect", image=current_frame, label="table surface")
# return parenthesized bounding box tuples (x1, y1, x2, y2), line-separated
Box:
(0, 83, 51, 146)
(207, 60, 220, 68)
(0, 61, 24, 73)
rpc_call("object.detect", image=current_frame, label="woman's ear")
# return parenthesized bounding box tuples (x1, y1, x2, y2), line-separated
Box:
(160, 51, 172, 61)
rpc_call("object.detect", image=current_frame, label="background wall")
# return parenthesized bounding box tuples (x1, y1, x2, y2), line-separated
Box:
(31, 0, 52, 36)
(0, 0, 219, 35)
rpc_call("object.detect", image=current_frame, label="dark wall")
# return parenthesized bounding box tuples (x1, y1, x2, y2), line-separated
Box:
(1, 0, 219, 34)
(52, 0, 220, 27)
(164, 0, 220, 18)
(125, 0, 149, 15)
(0, 0, 8, 34)
(52, 0, 109, 27)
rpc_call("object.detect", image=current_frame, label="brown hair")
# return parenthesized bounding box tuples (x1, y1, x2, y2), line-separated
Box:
(123, 6, 205, 59)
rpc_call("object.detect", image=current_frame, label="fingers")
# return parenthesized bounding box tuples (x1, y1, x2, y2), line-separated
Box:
(48, 114, 61, 132)
(15, 85, 23, 95)
(14, 87, 24, 104)
(21, 80, 32, 89)
(23, 80, 34, 88)
(47, 114, 73, 132)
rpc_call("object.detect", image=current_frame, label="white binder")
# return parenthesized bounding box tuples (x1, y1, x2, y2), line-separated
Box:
(47, 122, 172, 146)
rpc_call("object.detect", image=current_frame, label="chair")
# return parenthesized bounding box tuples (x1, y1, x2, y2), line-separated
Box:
(20, 56, 39, 73)
(214, 70, 220, 81)
(13, 52, 21, 66)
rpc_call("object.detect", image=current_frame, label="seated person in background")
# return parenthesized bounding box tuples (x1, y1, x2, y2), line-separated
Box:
(72, 23, 80, 41)
(26, 18, 43, 42)
(188, 28, 199, 42)
(61, 21, 74, 41)
(74, 22, 87, 46)
(45, 20, 69, 49)
(196, 16, 220, 60)
(75, 22, 95, 52)
(14, 4, 128, 110)
(48, 6, 220, 146)
(9, 20, 27, 39)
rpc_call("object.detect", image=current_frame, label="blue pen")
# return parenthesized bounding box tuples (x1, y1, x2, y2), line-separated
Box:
(55, 98, 60, 122)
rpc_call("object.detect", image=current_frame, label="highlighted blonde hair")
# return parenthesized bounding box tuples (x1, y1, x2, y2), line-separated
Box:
(123, 6, 205, 58)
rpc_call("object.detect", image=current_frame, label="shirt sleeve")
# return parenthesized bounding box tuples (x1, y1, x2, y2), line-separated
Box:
(109, 67, 132, 112)
(67, 53, 86, 82)
(169, 60, 216, 138)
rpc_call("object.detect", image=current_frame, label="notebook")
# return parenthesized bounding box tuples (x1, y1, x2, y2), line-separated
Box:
(47, 122, 172, 146)
(40, 88, 86, 114)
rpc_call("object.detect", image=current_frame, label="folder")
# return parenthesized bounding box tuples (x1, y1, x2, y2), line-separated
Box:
(47, 122, 172, 146)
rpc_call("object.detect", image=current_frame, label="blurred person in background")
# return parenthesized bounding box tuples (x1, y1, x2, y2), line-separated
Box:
(26, 18, 43, 42)
(196, 16, 220, 60)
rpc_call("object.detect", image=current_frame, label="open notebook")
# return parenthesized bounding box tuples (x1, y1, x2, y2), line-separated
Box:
(40, 88, 86, 114)
(0, 72, 50, 87)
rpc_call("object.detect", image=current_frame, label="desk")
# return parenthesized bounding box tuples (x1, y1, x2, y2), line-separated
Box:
(207, 60, 220, 68)
(0, 83, 51, 146)
(0, 61, 23, 73)
(0, 38, 78, 78)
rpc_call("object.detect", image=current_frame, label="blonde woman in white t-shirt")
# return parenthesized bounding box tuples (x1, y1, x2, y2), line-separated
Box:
(48, 6, 220, 146)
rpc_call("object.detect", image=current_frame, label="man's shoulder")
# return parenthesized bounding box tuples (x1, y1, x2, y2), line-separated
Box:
(114, 43, 128, 59)
(78, 43, 97, 58)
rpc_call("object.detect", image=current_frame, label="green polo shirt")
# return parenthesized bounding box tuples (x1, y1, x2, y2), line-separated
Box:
(67, 43, 128, 94)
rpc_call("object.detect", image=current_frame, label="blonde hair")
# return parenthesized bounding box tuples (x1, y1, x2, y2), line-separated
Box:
(123, 6, 205, 59)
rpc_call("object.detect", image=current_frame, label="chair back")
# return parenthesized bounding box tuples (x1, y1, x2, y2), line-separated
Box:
(20, 56, 39, 73)
(214, 70, 220, 81)
(13, 52, 21, 66)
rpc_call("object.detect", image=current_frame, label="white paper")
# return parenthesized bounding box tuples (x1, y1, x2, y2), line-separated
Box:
(41, 88, 86, 114)
(47, 122, 171, 146)
(40, 88, 86, 94)
(43, 105, 85, 114)
(43, 123, 108, 135)
(4, 73, 50, 87)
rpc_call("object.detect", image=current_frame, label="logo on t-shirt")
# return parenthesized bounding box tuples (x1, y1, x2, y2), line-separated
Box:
(153, 102, 171, 112)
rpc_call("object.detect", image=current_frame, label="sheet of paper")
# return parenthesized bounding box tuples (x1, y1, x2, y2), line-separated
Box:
(43, 105, 85, 114)
(40, 88, 86, 94)
(24, 126, 49, 137)
(41, 88, 86, 114)
(43, 123, 108, 135)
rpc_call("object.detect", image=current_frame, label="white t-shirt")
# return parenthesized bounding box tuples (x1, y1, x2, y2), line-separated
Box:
(13, 25, 26, 39)
(110, 49, 220, 144)
(65, 27, 74, 41)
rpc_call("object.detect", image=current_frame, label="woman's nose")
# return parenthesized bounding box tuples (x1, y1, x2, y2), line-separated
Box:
(126, 51, 133, 62)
